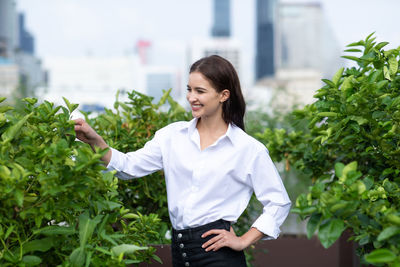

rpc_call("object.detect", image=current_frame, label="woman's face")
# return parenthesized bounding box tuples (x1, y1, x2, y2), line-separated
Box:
(186, 71, 228, 120)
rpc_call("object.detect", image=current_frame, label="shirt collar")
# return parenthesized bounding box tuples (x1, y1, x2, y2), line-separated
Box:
(180, 118, 237, 147)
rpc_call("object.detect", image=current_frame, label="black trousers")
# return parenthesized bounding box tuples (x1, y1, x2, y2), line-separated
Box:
(171, 219, 247, 267)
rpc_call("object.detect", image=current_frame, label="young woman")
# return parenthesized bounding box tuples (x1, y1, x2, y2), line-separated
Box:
(74, 55, 291, 267)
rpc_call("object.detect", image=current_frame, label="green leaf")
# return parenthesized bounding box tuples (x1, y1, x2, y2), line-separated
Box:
(78, 212, 102, 248)
(22, 255, 42, 266)
(317, 112, 338, 117)
(1, 112, 33, 142)
(346, 40, 364, 47)
(34, 225, 76, 236)
(376, 80, 389, 90)
(15, 189, 24, 207)
(377, 226, 400, 242)
(365, 32, 376, 42)
(321, 79, 336, 88)
(342, 161, 358, 178)
(70, 247, 86, 267)
(332, 67, 344, 86)
(343, 48, 362, 52)
(0, 105, 13, 113)
(23, 237, 55, 254)
(335, 162, 345, 178)
(152, 254, 163, 264)
(318, 219, 345, 248)
(111, 244, 148, 257)
(0, 97, 6, 103)
(375, 42, 389, 50)
(307, 213, 322, 239)
(22, 97, 38, 105)
(364, 248, 397, 264)
(62, 96, 79, 113)
(341, 55, 361, 62)
(383, 66, 392, 81)
(349, 116, 368, 125)
(388, 56, 398, 76)
(5, 225, 15, 239)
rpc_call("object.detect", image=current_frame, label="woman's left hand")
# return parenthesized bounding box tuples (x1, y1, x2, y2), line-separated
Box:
(201, 226, 246, 252)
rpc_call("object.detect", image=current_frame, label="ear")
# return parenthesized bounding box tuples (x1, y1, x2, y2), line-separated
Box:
(219, 89, 230, 103)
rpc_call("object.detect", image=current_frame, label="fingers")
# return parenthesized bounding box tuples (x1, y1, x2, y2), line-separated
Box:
(201, 229, 233, 252)
(201, 229, 224, 238)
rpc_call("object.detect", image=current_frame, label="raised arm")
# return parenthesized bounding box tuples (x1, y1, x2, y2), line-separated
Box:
(74, 118, 111, 165)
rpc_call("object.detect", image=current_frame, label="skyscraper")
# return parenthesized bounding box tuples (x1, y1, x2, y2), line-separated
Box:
(0, 0, 19, 59)
(211, 0, 231, 37)
(19, 13, 34, 55)
(255, 0, 276, 80)
(275, 2, 342, 78)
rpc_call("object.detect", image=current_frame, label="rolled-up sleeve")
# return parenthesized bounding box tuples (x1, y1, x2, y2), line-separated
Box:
(249, 149, 291, 240)
(106, 131, 163, 180)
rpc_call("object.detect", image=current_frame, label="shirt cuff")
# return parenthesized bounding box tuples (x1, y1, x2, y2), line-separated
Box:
(251, 213, 280, 240)
(106, 147, 122, 171)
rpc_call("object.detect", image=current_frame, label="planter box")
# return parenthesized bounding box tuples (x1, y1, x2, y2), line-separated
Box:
(138, 232, 362, 267)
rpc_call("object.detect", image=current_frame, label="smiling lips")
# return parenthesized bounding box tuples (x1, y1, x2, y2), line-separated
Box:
(191, 104, 203, 111)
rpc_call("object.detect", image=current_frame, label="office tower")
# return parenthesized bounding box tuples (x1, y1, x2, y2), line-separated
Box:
(19, 13, 34, 54)
(211, 0, 231, 37)
(189, 38, 241, 78)
(275, 2, 342, 78)
(255, 0, 276, 80)
(0, 0, 19, 59)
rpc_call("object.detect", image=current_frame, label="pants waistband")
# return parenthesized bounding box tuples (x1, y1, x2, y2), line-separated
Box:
(172, 219, 230, 241)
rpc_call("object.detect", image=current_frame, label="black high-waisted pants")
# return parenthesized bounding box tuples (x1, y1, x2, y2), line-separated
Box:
(171, 219, 247, 267)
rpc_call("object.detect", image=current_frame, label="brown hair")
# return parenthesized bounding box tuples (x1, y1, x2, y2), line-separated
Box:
(189, 55, 246, 131)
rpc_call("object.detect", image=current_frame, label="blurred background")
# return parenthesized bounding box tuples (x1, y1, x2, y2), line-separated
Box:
(1, 0, 400, 112)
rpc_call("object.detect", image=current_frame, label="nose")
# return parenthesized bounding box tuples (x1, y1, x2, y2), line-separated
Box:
(187, 91, 196, 103)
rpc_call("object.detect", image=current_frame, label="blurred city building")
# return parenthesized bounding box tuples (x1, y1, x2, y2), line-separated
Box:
(255, 0, 277, 80)
(144, 66, 180, 103)
(275, 2, 343, 79)
(251, 1, 342, 112)
(41, 54, 182, 112)
(211, 0, 231, 37)
(41, 55, 139, 111)
(0, 0, 46, 99)
(188, 37, 242, 81)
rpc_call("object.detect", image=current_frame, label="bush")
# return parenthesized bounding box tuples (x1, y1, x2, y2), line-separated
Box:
(0, 97, 161, 266)
(257, 34, 400, 265)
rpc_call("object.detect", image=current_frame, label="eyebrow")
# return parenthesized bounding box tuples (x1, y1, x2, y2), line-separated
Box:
(187, 85, 208, 91)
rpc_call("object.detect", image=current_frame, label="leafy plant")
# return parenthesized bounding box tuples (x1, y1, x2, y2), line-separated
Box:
(256, 34, 400, 265)
(0, 97, 161, 266)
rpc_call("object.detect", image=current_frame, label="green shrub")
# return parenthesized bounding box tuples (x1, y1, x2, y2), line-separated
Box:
(0, 97, 161, 266)
(256, 34, 400, 266)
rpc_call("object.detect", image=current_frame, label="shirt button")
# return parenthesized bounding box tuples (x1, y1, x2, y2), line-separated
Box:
(180, 243, 184, 249)
(182, 252, 187, 257)
(177, 233, 182, 239)
(185, 262, 190, 267)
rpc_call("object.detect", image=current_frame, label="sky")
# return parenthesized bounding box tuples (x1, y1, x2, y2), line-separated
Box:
(16, 0, 400, 57)
(14, 0, 400, 88)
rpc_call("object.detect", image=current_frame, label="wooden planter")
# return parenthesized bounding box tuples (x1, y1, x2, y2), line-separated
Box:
(138, 231, 363, 267)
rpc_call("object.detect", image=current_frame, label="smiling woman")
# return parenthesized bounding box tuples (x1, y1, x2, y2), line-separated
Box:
(74, 55, 291, 267)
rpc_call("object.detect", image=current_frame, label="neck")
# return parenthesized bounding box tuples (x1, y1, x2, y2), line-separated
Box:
(196, 115, 228, 136)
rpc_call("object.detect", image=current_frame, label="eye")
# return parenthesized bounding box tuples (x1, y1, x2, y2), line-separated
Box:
(186, 87, 192, 92)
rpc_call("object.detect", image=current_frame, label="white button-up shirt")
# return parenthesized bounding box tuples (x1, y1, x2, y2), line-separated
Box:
(107, 118, 291, 239)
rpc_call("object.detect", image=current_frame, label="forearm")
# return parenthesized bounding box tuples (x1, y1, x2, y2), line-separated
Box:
(89, 135, 111, 166)
(239, 227, 264, 249)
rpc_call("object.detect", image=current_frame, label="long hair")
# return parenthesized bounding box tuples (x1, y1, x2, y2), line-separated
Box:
(189, 55, 246, 131)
